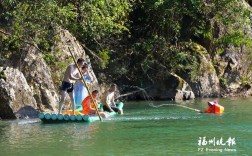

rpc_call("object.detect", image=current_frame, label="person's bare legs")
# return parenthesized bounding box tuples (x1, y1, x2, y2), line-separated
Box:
(58, 91, 67, 114)
(118, 109, 123, 115)
(99, 112, 108, 118)
(69, 91, 75, 114)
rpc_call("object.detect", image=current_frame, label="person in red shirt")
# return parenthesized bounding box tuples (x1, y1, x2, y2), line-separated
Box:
(203, 101, 218, 113)
(200, 100, 224, 114)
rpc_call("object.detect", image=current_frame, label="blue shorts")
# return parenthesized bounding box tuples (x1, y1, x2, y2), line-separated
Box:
(61, 81, 74, 93)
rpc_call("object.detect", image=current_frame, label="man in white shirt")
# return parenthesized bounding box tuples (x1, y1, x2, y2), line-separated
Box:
(58, 58, 85, 114)
(101, 84, 123, 115)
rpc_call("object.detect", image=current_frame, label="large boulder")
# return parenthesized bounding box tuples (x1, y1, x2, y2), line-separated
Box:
(181, 43, 221, 97)
(0, 67, 37, 119)
(140, 73, 195, 101)
(7, 29, 100, 114)
(11, 46, 59, 112)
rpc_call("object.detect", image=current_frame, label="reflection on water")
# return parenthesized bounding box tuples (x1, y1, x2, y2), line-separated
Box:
(0, 97, 252, 156)
(0, 120, 100, 156)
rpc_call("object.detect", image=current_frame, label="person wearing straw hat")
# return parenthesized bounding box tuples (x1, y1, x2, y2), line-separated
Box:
(58, 58, 85, 114)
(202, 100, 218, 113)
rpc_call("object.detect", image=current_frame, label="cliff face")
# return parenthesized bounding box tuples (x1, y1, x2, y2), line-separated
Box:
(131, 39, 252, 100)
(216, 46, 252, 97)
(139, 43, 220, 100)
(0, 67, 37, 119)
(0, 29, 99, 119)
(145, 45, 252, 100)
(11, 46, 59, 113)
(1, 25, 252, 119)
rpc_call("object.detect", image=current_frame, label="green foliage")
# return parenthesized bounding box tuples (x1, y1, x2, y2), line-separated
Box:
(1, 0, 252, 89)
(209, 0, 252, 58)
(43, 53, 55, 65)
(189, 61, 200, 81)
(0, 0, 131, 67)
(241, 75, 248, 86)
(8, 1, 75, 42)
(215, 31, 252, 47)
(124, 38, 201, 82)
(132, 0, 209, 42)
(130, 0, 252, 59)
(0, 0, 76, 61)
(108, 0, 252, 85)
(220, 77, 228, 89)
(97, 49, 110, 69)
(215, 48, 224, 56)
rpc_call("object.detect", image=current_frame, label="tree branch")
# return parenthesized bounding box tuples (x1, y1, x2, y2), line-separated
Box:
(81, 44, 103, 61)
(0, 29, 11, 36)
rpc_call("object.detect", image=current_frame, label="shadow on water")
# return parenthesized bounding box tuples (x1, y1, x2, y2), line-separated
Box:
(15, 106, 40, 119)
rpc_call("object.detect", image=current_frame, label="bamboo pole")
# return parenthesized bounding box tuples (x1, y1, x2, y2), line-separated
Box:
(68, 47, 102, 121)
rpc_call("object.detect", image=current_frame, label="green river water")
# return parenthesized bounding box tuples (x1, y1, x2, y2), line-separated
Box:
(0, 97, 252, 156)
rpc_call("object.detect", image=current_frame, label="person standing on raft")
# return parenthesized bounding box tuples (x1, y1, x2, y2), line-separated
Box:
(200, 100, 224, 114)
(58, 58, 85, 114)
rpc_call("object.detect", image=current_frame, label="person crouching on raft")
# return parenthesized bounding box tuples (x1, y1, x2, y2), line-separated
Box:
(101, 84, 123, 115)
(200, 100, 224, 114)
(81, 90, 108, 118)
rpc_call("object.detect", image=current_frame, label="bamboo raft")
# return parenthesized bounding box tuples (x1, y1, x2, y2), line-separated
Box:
(39, 102, 123, 123)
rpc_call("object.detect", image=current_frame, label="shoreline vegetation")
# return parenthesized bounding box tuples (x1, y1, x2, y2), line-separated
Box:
(1, 0, 252, 119)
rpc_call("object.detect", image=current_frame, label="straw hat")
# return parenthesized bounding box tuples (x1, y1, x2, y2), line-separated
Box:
(208, 100, 218, 105)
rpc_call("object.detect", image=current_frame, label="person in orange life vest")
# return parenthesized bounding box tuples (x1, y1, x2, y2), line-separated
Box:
(202, 101, 218, 113)
(81, 90, 108, 118)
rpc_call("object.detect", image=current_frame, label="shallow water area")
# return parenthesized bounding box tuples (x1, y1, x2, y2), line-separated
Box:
(0, 97, 251, 156)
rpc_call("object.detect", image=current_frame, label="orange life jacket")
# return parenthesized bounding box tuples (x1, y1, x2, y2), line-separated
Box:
(81, 95, 97, 115)
(204, 104, 224, 114)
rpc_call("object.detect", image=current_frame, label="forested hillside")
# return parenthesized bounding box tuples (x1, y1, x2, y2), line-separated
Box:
(1, 0, 252, 99)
